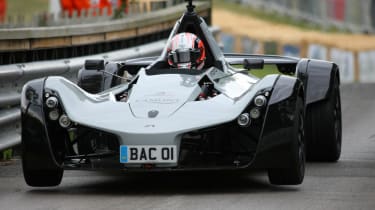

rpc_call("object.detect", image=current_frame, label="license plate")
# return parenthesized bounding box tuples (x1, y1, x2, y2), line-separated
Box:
(120, 145, 177, 163)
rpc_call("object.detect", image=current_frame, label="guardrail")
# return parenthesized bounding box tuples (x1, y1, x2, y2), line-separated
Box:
(0, 26, 220, 152)
(0, 1, 211, 65)
(0, 40, 164, 152)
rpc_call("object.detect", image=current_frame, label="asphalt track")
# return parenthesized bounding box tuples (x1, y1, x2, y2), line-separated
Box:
(1, 84, 375, 210)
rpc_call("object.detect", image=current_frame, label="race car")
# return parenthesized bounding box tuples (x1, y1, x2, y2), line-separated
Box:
(21, 0, 342, 187)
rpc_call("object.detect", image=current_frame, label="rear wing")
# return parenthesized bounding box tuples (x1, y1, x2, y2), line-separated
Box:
(120, 53, 300, 74)
(224, 53, 299, 74)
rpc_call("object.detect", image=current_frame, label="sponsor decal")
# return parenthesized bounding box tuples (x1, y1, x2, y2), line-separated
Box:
(136, 92, 179, 104)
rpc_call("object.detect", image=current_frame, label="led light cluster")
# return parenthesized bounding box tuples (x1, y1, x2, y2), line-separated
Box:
(237, 94, 268, 127)
(45, 94, 72, 128)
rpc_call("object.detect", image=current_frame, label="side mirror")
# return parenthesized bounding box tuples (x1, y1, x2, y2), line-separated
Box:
(85, 59, 105, 70)
(243, 58, 264, 70)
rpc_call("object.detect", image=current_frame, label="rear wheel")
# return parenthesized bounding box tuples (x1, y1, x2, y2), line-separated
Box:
(268, 97, 305, 185)
(306, 75, 342, 162)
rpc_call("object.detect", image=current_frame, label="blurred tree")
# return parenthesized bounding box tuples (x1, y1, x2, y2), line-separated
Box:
(113, 0, 128, 19)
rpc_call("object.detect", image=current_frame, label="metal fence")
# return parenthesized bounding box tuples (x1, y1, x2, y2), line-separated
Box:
(238, 0, 375, 33)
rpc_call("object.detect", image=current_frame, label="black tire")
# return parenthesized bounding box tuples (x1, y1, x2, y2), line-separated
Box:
(306, 76, 342, 162)
(268, 97, 306, 185)
(22, 151, 63, 187)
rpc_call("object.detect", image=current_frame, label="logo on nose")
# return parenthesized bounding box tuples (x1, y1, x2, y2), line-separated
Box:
(148, 110, 159, 118)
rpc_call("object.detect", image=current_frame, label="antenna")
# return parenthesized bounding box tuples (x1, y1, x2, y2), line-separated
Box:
(185, 0, 195, 13)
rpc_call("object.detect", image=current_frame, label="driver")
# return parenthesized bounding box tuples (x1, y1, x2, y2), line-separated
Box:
(167, 32, 206, 70)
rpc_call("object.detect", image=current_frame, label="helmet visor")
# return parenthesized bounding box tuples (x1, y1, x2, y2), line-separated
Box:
(169, 48, 201, 68)
(172, 48, 191, 63)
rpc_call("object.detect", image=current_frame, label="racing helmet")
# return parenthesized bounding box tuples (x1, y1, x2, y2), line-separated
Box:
(167, 32, 206, 70)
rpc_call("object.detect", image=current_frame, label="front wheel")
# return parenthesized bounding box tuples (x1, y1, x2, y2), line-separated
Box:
(22, 151, 63, 187)
(22, 120, 64, 187)
(268, 97, 306, 185)
(23, 168, 63, 187)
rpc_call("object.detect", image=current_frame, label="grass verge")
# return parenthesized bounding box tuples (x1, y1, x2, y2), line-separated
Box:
(233, 64, 280, 78)
(250, 65, 280, 78)
(213, 0, 345, 33)
(6, 0, 49, 17)
(1, 149, 12, 161)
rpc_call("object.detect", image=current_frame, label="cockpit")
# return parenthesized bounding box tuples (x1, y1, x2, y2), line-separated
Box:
(145, 1, 226, 73)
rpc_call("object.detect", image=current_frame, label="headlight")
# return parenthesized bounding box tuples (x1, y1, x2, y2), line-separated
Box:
(46, 96, 58, 108)
(237, 113, 251, 127)
(59, 114, 71, 128)
(250, 108, 261, 119)
(48, 109, 60, 121)
(254, 95, 267, 107)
